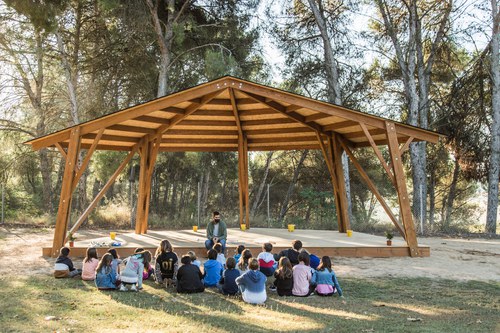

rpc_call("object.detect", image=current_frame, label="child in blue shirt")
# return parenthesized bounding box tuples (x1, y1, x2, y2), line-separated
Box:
(234, 245, 245, 263)
(203, 249, 223, 287)
(95, 253, 117, 290)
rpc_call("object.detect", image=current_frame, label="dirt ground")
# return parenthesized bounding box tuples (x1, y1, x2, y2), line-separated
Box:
(0, 227, 499, 281)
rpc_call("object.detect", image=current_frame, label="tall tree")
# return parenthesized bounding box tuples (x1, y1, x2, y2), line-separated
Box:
(486, 0, 500, 234)
(373, 0, 452, 230)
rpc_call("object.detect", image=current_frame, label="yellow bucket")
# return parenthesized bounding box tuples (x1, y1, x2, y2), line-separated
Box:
(110, 232, 116, 240)
(347, 230, 353, 237)
(240, 224, 246, 231)
(287, 224, 295, 232)
(192, 226, 198, 232)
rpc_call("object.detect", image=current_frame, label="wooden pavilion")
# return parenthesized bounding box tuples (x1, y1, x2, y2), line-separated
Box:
(25, 76, 441, 257)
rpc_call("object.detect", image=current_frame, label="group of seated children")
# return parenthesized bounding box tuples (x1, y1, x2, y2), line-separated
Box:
(53, 238, 343, 303)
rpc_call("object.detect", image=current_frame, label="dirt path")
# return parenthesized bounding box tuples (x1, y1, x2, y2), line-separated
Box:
(0, 227, 499, 281)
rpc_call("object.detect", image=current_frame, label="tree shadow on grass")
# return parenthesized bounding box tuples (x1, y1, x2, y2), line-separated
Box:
(1, 276, 498, 333)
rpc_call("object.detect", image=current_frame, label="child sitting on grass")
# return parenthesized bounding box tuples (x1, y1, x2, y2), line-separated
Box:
(203, 249, 223, 287)
(292, 252, 313, 297)
(120, 250, 152, 291)
(311, 256, 343, 298)
(54, 247, 81, 278)
(95, 253, 118, 290)
(273, 257, 293, 296)
(154, 239, 178, 287)
(257, 243, 276, 277)
(234, 245, 245, 262)
(187, 251, 201, 268)
(213, 242, 226, 268)
(135, 248, 154, 280)
(237, 249, 253, 274)
(107, 248, 121, 279)
(81, 247, 99, 281)
(218, 257, 240, 295)
(235, 258, 267, 304)
(277, 240, 303, 266)
(177, 255, 204, 294)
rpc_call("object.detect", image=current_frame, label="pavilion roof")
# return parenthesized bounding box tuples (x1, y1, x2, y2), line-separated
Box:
(25, 76, 442, 152)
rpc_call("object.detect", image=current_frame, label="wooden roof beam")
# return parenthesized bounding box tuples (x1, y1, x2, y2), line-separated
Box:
(241, 118, 298, 127)
(305, 113, 333, 122)
(163, 129, 238, 136)
(108, 124, 156, 135)
(134, 115, 170, 125)
(248, 136, 319, 144)
(323, 120, 358, 131)
(189, 110, 234, 117)
(159, 106, 185, 114)
(229, 88, 243, 137)
(239, 91, 331, 136)
(82, 133, 140, 143)
(177, 120, 237, 127)
(161, 138, 238, 144)
(343, 128, 387, 139)
(150, 90, 224, 141)
(246, 127, 313, 136)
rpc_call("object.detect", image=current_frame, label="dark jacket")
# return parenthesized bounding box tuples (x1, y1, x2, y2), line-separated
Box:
(206, 220, 227, 241)
(277, 249, 301, 266)
(176, 264, 204, 293)
(273, 270, 293, 296)
(56, 256, 75, 271)
(156, 252, 178, 279)
(219, 268, 240, 295)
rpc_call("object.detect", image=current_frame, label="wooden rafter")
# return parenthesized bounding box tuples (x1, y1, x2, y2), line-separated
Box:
(239, 91, 329, 136)
(54, 142, 67, 160)
(358, 122, 396, 186)
(150, 90, 224, 142)
(400, 136, 414, 155)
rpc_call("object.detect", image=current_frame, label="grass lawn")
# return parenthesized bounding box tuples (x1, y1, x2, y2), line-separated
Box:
(0, 276, 498, 333)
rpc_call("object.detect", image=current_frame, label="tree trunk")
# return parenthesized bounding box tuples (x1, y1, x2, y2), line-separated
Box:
(278, 150, 309, 224)
(428, 166, 436, 229)
(145, 0, 177, 97)
(306, 0, 353, 225)
(444, 158, 460, 230)
(38, 148, 53, 213)
(251, 151, 274, 217)
(486, 0, 500, 234)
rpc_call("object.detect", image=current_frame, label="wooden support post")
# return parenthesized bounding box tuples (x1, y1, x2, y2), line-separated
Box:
(231, 88, 250, 229)
(386, 122, 419, 257)
(244, 135, 250, 229)
(317, 133, 343, 231)
(51, 127, 80, 257)
(237, 136, 245, 228)
(135, 138, 159, 234)
(66, 145, 139, 240)
(331, 134, 350, 233)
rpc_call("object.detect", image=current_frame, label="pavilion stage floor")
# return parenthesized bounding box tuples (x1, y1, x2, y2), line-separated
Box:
(43, 228, 430, 258)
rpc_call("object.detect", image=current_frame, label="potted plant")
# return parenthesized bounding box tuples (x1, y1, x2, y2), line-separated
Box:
(385, 231, 393, 246)
(68, 233, 76, 247)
